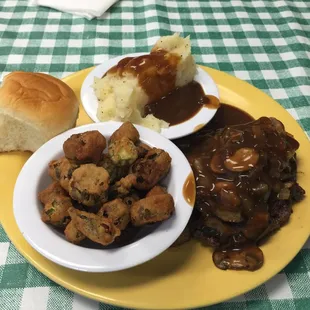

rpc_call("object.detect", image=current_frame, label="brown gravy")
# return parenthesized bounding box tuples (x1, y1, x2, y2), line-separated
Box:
(192, 103, 252, 133)
(174, 104, 302, 271)
(203, 103, 254, 130)
(107, 51, 180, 103)
(107, 53, 220, 126)
(174, 103, 254, 154)
(144, 81, 220, 126)
(183, 172, 196, 207)
(174, 103, 255, 220)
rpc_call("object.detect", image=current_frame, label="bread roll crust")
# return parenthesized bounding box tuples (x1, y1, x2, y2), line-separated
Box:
(0, 71, 79, 137)
(0, 71, 79, 152)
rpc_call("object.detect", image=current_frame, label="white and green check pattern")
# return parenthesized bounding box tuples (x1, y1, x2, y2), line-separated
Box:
(0, 0, 309, 309)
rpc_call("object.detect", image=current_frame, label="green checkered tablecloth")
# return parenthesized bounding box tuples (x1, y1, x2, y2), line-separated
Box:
(0, 0, 309, 309)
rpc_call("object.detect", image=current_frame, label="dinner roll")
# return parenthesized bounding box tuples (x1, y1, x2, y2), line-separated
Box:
(0, 71, 79, 152)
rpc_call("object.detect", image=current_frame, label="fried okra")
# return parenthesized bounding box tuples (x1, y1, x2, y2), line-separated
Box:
(38, 182, 67, 204)
(146, 185, 167, 197)
(97, 154, 128, 183)
(132, 148, 171, 190)
(48, 157, 64, 181)
(68, 207, 120, 246)
(98, 198, 130, 230)
(64, 221, 85, 244)
(48, 157, 79, 191)
(41, 195, 72, 227)
(123, 193, 140, 208)
(58, 158, 79, 192)
(39, 181, 72, 227)
(130, 194, 175, 226)
(40, 123, 175, 248)
(110, 174, 137, 198)
(69, 164, 110, 207)
(108, 137, 138, 166)
(63, 130, 106, 164)
(109, 121, 140, 144)
(136, 142, 152, 158)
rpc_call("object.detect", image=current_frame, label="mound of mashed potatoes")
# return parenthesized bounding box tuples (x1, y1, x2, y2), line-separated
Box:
(93, 33, 197, 132)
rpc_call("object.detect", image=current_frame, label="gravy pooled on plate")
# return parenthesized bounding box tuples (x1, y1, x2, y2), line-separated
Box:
(144, 81, 220, 126)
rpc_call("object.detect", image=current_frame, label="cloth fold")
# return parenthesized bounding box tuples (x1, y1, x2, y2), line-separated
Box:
(30, 0, 118, 19)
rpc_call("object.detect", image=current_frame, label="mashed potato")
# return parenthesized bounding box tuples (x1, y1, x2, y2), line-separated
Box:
(93, 33, 196, 132)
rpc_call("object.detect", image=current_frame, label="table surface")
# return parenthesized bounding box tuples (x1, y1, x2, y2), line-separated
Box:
(0, 0, 310, 309)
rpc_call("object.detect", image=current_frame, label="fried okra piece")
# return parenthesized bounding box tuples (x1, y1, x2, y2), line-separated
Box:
(130, 194, 175, 226)
(108, 137, 138, 166)
(58, 158, 79, 192)
(68, 207, 120, 246)
(146, 185, 167, 197)
(38, 182, 67, 204)
(110, 174, 137, 198)
(64, 221, 85, 244)
(123, 193, 140, 208)
(136, 142, 152, 158)
(69, 164, 110, 207)
(41, 195, 72, 227)
(97, 154, 128, 183)
(63, 130, 106, 164)
(39, 181, 72, 227)
(48, 157, 79, 191)
(109, 121, 139, 144)
(132, 148, 171, 190)
(98, 198, 130, 230)
(48, 157, 64, 181)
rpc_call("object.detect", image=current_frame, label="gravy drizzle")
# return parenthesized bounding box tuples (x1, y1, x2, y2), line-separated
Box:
(145, 81, 220, 126)
(183, 172, 196, 207)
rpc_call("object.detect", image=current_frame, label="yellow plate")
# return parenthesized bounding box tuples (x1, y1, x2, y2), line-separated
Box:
(1, 66, 309, 309)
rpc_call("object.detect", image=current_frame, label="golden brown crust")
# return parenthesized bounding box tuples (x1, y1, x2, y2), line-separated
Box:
(64, 221, 85, 244)
(132, 148, 171, 190)
(136, 142, 151, 158)
(38, 181, 68, 205)
(109, 121, 140, 144)
(110, 174, 137, 198)
(98, 198, 130, 230)
(58, 158, 80, 192)
(41, 195, 72, 227)
(0, 71, 79, 139)
(68, 207, 121, 246)
(146, 185, 167, 197)
(63, 131, 106, 164)
(69, 164, 110, 206)
(130, 194, 175, 226)
(48, 158, 64, 181)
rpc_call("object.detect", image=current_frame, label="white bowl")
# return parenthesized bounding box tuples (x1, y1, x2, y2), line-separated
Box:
(13, 122, 194, 272)
(80, 53, 219, 140)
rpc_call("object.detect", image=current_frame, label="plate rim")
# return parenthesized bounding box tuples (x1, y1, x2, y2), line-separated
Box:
(1, 65, 310, 309)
